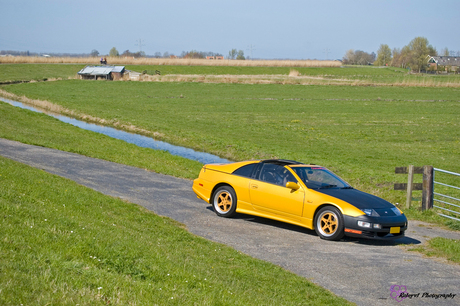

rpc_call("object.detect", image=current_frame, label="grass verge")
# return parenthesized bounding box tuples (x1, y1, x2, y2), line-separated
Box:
(408, 238, 460, 264)
(0, 156, 351, 305)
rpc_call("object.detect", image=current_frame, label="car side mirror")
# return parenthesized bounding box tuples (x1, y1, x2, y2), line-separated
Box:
(286, 181, 300, 190)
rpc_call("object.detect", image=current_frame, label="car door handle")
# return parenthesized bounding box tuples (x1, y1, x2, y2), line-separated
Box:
(251, 184, 258, 189)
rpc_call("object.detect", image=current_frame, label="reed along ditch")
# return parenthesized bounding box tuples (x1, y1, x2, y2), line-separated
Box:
(1, 97, 230, 165)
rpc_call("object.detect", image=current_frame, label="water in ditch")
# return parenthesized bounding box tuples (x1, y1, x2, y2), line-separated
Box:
(1, 97, 230, 164)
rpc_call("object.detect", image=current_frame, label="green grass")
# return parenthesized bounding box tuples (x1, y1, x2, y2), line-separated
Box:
(2, 63, 459, 86)
(2, 79, 459, 228)
(2, 64, 459, 304)
(128, 64, 460, 84)
(0, 64, 85, 82)
(408, 237, 460, 264)
(0, 102, 202, 179)
(0, 156, 350, 305)
(3, 81, 459, 173)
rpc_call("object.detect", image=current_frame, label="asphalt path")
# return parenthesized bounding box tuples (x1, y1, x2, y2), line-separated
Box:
(1, 138, 460, 306)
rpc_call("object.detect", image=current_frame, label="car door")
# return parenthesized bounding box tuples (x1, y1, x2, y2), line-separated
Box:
(249, 163, 304, 220)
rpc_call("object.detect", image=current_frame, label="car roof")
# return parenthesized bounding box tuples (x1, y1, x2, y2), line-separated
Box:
(261, 159, 304, 166)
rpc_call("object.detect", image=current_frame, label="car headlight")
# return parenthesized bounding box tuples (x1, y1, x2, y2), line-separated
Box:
(357, 221, 382, 229)
(391, 207, 402, 216)
(361, 209, 380, 217)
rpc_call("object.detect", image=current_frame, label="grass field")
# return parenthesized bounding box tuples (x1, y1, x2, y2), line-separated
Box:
(1, 63, 460, 304)
(0, 156, 350, 305)
(2, 80, 459, 213)
(2, 63, 460, 87)
(0, 64, 85, 83)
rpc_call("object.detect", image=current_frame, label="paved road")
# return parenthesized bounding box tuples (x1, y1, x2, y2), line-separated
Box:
(1, 138, 460, 306)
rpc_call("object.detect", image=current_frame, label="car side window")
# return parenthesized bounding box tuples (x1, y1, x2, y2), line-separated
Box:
(258, 164, 297, 187)
(232, 163, 257, 178)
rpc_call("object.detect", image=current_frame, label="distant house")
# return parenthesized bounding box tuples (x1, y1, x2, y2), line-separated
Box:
(428, 56, 460, 72)
(77, 66, 125, 80)
(206, 56, 224, 60)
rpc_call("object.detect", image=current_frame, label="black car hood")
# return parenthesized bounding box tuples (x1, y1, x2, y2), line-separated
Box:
(315, 188, 394, 209)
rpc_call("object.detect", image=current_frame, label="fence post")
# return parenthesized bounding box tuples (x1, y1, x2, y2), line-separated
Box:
(422, 166, 434, 210)
(406, 165, 414, 209)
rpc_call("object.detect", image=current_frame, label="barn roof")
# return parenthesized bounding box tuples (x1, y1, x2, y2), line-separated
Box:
(78, 66, 125, 76)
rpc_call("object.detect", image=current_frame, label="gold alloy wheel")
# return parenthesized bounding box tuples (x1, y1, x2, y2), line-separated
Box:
(216, 191, 233, 213)
(318, 211, 338, 236)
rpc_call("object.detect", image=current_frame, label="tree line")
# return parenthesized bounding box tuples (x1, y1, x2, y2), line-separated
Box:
(343, 37, 459, 72)
(107, 47, 244, 59)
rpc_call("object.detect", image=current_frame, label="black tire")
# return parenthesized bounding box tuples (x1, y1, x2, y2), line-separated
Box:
(314, 206, 344, 241)
(212, 186, 237, 218)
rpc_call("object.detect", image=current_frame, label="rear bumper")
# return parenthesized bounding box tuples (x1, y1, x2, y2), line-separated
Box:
(192, 178, 211, 203)
(343, 214, 408, 240)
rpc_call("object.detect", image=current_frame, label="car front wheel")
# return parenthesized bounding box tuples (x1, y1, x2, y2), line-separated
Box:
(314, 206, 344, 241)
(212, 186, 237, 218)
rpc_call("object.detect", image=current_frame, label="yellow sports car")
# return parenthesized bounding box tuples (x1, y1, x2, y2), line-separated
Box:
(193, 159, 407, 241)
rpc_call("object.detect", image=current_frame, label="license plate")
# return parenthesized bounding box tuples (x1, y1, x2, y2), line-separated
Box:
(390, 227, 400, 234)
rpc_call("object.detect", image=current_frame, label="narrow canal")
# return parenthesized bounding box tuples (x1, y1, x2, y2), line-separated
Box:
(1, 97, 230, 165)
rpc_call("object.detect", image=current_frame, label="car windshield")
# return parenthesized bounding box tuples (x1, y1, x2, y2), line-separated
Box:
(289, 166, 351, 189)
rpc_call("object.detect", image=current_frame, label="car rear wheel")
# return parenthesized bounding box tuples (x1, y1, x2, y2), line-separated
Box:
(212, 186, 237, 218)
(314, 206, 344, 241)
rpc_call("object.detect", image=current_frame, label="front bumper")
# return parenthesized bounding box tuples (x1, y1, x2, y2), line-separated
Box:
(343, 214, 408, 240)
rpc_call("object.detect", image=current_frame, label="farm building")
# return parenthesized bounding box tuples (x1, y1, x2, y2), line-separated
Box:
(428, 56, 460, 72)
(78, 66, 125, 80)
(206, 56, 224, 60)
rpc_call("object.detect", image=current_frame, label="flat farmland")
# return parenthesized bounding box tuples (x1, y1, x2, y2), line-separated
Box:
(0, 64, 85, 82)
(2, 63, 460, 86)
(2, 66, 460, 305)
(2, 80, 459, 205)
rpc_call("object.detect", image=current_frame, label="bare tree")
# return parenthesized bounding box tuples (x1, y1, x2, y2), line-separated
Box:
(441, 47, 449, 56)
(342, 49, 374, 65)
(342, 49, 356, 64)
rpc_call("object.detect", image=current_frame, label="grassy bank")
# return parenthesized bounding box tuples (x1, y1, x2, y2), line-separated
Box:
(0, 156, 350, 305)
(0, 102, 202, 179)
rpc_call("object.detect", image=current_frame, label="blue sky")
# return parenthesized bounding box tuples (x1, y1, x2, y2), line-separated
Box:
(1, 0, 459, 59)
